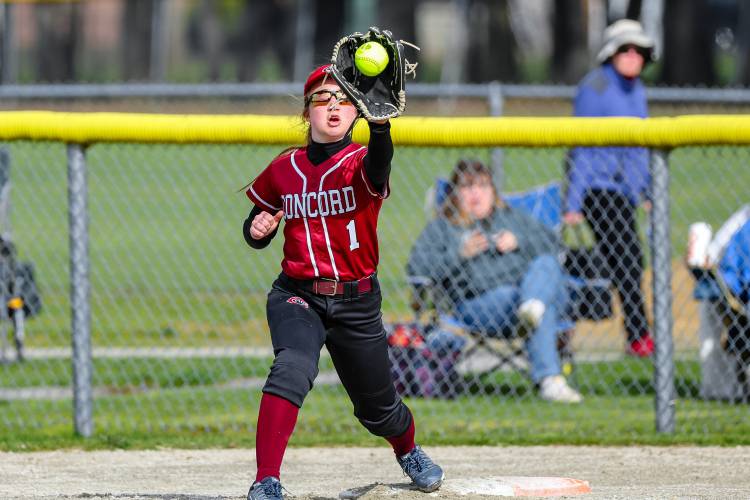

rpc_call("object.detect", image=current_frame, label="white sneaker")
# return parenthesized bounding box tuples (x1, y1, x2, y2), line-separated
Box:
(539, 375, 583, 403)
(518, 299, 545, 330)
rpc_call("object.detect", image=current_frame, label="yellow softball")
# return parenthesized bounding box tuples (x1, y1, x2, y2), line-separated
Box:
(354, 42, 389, 77)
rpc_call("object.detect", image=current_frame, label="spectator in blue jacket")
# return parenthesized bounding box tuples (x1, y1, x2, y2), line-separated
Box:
(564, 19, 656, 357)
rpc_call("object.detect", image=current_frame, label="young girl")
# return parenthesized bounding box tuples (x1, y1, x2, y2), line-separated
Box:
(243, 64, 444, 500)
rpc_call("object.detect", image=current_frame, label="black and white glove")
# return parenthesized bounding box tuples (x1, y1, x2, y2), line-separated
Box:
(329, 26, 419, 121)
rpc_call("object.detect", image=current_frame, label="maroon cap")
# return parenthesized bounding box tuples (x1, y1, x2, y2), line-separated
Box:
(303, 64, 332, 96)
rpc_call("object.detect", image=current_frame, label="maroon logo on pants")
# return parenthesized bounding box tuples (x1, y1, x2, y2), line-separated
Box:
(287, 296, 309, 309)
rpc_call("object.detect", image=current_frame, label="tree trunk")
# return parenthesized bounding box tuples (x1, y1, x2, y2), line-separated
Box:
(552, 0, 588, 84)
(466, 0, 517, 82)
(35, 3, 80, 82)
(625, 0, 642, 21)
(378, 0, 416, 44)
(198, 0, 223, 82)
(121, 0, 154, 81)
(313, 0, 346, 67)
(233, 0, 296, 82)
(736, 1, 750, 85)
(660, 0, 715, 85)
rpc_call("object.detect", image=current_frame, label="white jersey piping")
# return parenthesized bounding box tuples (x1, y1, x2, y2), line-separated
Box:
(290, 150, 319, 277)
(249, 185, 281, 211)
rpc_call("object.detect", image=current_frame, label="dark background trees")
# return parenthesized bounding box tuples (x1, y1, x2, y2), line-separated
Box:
(0, 0, 743, 86)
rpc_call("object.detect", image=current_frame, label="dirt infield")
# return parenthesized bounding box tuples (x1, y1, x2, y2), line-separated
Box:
(2, 446, 749, 499)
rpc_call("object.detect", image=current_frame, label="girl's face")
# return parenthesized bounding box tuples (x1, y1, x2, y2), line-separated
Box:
(456, 173, 495, 220)
(305, 82, 358, 143)
(612, 45, 645, 79)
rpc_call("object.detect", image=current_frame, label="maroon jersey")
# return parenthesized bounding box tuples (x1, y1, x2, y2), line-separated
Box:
(247, 143, 389, 281)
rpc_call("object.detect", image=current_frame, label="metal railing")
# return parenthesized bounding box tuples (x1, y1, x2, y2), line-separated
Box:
(3, 82, 750, 105)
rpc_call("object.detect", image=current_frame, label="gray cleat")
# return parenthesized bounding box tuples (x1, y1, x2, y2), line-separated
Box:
(247, 476, 283, 500)
(397, 445, 445, 492)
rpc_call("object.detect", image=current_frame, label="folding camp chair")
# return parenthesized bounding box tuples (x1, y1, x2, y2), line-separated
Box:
(408, 180, 603, 377)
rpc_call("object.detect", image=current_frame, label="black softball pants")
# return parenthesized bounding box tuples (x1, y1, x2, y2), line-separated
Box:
(261, 273, 412, 438)
(583, 190, 650, 341)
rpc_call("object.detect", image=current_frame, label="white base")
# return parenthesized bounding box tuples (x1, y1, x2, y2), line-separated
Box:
(339, 476, 591, 498)
(447, 476, 591, 497)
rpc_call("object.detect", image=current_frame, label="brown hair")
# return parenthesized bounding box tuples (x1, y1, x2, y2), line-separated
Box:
(442, 158, 505, 225)
(238, 98, 308, 193)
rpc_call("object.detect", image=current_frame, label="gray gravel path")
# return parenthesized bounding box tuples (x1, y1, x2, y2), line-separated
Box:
(2, 446, 749, 499)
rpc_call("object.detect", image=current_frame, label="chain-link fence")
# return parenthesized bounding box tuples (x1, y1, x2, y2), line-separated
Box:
(0, 104, 748, 444)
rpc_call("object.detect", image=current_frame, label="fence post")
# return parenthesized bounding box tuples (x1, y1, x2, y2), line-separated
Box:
(149, 0, 168, 82)
(650, 148, 676, 433)
(488, 81, 505, 190)
(293, 0, 314, 82)
(67, 144, 92, 437)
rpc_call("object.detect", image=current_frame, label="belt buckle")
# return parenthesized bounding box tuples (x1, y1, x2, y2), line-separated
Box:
(316, 277, 339, 296)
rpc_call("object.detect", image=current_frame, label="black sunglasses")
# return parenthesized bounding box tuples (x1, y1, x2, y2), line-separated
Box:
(617, 44, 648, 57)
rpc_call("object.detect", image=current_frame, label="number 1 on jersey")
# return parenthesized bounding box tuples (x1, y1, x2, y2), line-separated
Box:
(346, 219, 360, 251)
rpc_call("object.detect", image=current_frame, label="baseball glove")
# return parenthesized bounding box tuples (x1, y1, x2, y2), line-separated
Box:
(330, 27, 419, 121)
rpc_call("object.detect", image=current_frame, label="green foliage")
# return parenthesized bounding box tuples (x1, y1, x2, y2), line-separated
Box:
(518, 55, 550, 84)
(1, 360, 749, 450)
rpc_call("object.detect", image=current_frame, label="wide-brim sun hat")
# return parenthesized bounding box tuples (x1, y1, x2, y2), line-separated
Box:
(596, 19, 655, 64)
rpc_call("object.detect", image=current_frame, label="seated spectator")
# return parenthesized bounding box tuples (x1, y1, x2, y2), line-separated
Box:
(407, 159, 582, 403)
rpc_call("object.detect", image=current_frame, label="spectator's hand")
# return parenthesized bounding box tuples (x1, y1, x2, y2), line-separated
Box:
(642, 200, 652, 212)
(494, 231, 518, 253)
(460, 230, 490, 259)
(249, 210, 284, 240)
(563, 211, 585, 225)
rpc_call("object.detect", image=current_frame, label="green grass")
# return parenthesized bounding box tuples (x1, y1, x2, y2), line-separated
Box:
(5, 394, 746, 451)
(1, 359, 748, 450)
(1, 356, 338, 388)
(2, 357, 266, 388)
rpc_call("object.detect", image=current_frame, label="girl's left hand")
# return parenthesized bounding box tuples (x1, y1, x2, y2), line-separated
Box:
(494, 231, 518, 253)
(249, 210, 284, 240)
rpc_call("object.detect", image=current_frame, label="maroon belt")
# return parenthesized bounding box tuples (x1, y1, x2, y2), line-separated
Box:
(311, 276, 373, 296)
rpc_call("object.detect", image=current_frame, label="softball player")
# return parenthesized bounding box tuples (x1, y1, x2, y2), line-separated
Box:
(243, 64, 444, 500)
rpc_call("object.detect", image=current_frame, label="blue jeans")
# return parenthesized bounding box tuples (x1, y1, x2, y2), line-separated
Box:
(454, 254, 568, 383)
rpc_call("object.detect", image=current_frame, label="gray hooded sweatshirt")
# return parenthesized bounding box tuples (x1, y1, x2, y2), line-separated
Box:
(407, 206, 559, 305)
